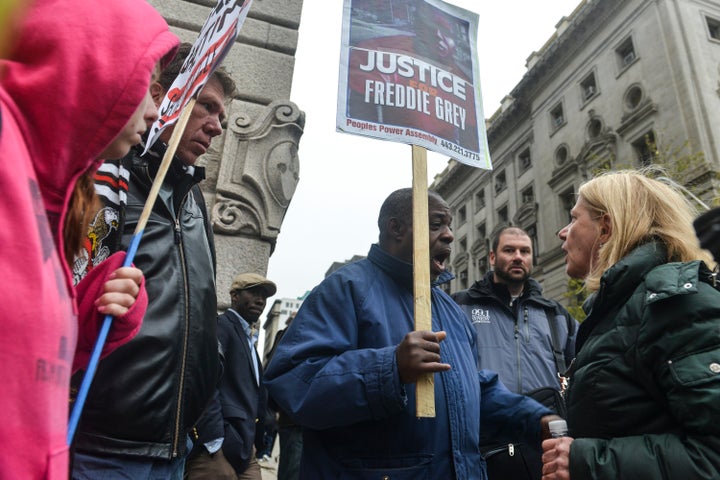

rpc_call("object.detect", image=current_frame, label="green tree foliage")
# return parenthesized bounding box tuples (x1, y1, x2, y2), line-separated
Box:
(563, 277, 587, 322)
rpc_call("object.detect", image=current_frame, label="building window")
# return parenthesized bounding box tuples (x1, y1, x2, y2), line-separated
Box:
(587, 118, 603, 140)
(458, 205, 467, 225)
(707, 16, 720, 40)
(555, 145, 569, 166)
(561, 189, 575, 223)
(494, 170, 507, 195)
(477, 257, 488, 277)
(521, 185, 535, 205)
(458, 269, 468, 289)
(458, 237, 467, 253)
(477, 222, 486, 240)
(550, 103, 565, 130)
(497, 205, 508, 224)
(624, 84, 643, 110)
(580, 72, 598, 102)
(475, 188, 486, 210)
(518, 148, 532, 172)
(616, 36, 637, 70)
(632, 131, 657, 166)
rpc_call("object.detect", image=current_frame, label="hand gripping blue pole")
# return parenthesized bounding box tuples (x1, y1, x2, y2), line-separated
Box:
(66, 231, 143, 445)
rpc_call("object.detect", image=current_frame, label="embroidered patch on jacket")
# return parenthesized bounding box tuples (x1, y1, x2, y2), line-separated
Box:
(471, 308, 490, 324)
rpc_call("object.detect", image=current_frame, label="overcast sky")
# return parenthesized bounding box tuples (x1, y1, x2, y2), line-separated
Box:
(259, 0, 581, 344)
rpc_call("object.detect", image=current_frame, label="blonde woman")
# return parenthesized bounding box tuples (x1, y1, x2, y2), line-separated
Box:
(543, 169, 720, 479)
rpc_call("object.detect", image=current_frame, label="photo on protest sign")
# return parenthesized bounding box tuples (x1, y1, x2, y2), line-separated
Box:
(337, 0, 491, 169)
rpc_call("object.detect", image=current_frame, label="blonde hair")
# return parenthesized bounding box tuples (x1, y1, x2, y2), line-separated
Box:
(579, 168, 714, 291)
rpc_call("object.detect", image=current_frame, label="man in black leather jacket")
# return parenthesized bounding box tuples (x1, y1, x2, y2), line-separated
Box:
(71, 43, 237, 479)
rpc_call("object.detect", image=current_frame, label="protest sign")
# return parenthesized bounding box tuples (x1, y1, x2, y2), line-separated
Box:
(145, 0, 252, 153)
(337, 0, 491, 169)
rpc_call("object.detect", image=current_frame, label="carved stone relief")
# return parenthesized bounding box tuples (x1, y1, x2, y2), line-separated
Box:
(213, 101, 304, 248)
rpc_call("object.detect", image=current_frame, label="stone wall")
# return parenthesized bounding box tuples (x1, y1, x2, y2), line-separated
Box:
(149, 0, 305, 310)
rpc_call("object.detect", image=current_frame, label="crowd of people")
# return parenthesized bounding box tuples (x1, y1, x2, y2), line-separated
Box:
(3, 2, 720, 480)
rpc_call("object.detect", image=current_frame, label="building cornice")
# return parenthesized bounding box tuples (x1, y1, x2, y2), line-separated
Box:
(486, 0, 625, 141)
(432, 162, 480, 197)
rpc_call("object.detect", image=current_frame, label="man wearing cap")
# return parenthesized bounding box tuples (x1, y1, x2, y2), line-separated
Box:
(217, 273, 277, 480)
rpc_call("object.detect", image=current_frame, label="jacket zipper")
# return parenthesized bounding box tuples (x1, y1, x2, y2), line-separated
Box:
(172, 206, 192, 458)
(514, 315, 522, 392)
(139, 164, 193, 458)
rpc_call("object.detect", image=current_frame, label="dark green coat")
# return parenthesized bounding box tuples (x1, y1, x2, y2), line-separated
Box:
(567, 241, 720, 479)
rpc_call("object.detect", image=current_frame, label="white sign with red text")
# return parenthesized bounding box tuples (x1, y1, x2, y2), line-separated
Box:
(145, 0, 252, 153)
(337, 0, 490, 169)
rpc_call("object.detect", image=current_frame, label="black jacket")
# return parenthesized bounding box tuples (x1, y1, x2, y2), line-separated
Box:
(217, 310, 265, 473)
(72, 142, 219, 459)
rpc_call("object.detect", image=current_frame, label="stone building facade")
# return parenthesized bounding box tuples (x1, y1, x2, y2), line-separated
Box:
(431, 0, 720, 301)
(149, 0, 305, 310)
(431, 0, 720, 303)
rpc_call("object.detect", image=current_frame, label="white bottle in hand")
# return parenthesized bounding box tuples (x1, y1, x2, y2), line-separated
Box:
(548, 419, 568, 438)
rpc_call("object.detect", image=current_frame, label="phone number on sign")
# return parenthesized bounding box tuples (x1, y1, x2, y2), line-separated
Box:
(440, 140, 479, 161)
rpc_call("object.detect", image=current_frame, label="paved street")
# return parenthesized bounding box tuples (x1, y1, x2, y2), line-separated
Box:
(258, 440, 280, 480)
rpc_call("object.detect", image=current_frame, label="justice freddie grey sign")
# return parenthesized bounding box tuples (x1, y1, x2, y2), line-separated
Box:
(337, 0, 491, 169)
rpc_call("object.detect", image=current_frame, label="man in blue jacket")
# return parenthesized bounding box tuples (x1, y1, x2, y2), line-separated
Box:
(264, 188, 559, 480)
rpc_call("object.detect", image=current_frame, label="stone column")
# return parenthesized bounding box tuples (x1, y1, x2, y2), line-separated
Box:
(148, 0, 305, 309)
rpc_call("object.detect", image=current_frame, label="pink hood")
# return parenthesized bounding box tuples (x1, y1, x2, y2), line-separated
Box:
(0, 0, 179, 269)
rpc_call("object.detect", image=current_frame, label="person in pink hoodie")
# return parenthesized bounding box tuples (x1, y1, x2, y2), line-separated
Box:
(0, 0, 179, 478)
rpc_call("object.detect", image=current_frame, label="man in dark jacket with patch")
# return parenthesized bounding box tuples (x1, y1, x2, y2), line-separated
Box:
(452, 226, 577, 479)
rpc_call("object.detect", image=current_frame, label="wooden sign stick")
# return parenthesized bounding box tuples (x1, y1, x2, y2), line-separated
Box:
(412, 144, 435, 418)
(135, 98, 196, 235)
